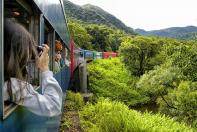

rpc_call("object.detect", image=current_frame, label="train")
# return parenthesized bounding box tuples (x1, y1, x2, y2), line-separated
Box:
(0, 0, 117, 132)
(70, 39, 118, 78)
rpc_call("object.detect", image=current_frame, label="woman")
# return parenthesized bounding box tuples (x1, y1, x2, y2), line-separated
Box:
(54, 40, 64, 72)
(54, 51, 62, 73)
(3, 18, 63, 117)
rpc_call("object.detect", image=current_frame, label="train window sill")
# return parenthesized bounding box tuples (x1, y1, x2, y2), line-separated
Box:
(33, 85, 40, 90)
(3, 101, 18, 120)
(3, 85, 40, 120)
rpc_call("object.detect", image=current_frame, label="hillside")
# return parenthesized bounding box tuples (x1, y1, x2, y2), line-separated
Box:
(135, 26, 197, 40)
(63, 0, 135, 34)
(176, 32, 197, 40)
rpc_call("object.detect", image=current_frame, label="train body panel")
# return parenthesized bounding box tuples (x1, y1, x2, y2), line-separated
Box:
(103, 52, 118, 59)
(70, 39, 82, 78)
(83, 50, 94, 60)
(93, 51, 102, 59)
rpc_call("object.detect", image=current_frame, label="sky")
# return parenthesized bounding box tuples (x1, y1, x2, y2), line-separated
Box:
(68, 0, 197, 31)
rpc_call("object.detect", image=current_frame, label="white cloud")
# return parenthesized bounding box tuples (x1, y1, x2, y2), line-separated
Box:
(67, 0, 197, 30)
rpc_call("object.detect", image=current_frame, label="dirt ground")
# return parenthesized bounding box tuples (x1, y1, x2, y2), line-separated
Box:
(60, 110, 82, 132)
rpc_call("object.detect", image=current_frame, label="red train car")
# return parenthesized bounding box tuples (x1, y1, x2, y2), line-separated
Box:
(102, 52, 118, 59)
(70, 39, 81, 77)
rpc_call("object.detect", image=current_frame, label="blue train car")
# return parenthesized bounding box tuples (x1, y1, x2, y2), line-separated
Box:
(0, 0, 71, 131)
(83, 50, 94, 60)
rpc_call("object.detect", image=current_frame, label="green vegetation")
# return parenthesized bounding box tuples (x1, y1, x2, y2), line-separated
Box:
(88, 43, 197, 128)
(79, 99, 193, 132)
(64, 91, 85, 111)
(88, 58, 149, 106)
(60, 114, 72, 131)
(68, 19, 130, 51)
(135, 26, 197, 40)
(68, 19, 93, 50)
(64, 0, 136, 51)
(60, 91, 84, 131)
(158, 81, 197, 127)
(63, 2, 197, 129)
(63, 0, 136, 34)
(120, 36, 197, 128)
(176, 32, 197, 40)
(119, 36, 163, 76)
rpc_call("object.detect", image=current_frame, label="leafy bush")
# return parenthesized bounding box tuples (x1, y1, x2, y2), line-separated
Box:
(170, 44, 197, 81)
(158, 81, 197, 128)
(59, 114, 72, 131)
(136, 65, 185, 101)
(65, 91, 84, 111)
(79, 99, 193, 132)
(88, 58, 149, 106)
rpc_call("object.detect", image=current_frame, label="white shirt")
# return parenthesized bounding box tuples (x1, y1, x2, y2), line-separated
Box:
(4, 71, 63, 117)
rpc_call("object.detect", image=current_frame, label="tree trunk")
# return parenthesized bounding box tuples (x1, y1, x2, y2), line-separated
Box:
(138, 50, 145, 76)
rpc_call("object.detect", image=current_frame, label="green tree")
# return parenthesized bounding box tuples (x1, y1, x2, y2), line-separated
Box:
(158, 81, 197, 128)
(88, 58, 149, 106)
(85, 24, 112, 51)
(119, 36, 162, 76)
(68, 20, 93, 49)
(136, 39, 197, 127)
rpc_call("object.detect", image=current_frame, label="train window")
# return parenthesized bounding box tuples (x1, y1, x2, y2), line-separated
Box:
(44, 20, 54, 71)
(64, 47, 70, 67)
(60, 43, 66, 68)
(4, 0, 31, 28)
(54, 33, 65, 73)
(60, 42, 71, 67)
(3, 0, 40, 119)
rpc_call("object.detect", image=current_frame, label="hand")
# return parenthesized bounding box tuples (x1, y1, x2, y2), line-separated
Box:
(36, 44, 50, 72)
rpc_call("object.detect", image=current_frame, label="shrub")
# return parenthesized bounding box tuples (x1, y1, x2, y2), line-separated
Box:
(65, 91, 84, 111)
(136, 65, 185, 102)
(158, 81, 197, 128)
(88, 58, 149, 106)
(79, 99, 193, 132)
(59, 114, 72, 131)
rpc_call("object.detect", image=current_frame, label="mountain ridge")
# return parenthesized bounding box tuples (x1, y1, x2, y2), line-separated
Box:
(135, 26, 197, 39)
(63, 0, 135, 34)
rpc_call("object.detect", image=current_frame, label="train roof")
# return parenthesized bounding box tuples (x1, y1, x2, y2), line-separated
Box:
(33, 0, 70, 48)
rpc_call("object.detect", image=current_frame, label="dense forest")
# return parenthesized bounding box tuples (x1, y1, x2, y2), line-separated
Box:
(67, 19, 132, 51)
(61, 1, 197, 131)
(86, 36, 197, 130)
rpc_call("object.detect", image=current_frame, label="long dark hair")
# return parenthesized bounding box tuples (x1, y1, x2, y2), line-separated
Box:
(4, 18, 37, 81)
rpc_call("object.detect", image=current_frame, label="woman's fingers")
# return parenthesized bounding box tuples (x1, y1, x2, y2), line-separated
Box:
(42, 44, 49, 54)
(36, 44, 50, 72)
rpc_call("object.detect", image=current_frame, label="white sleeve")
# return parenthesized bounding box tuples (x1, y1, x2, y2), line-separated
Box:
(16, 71, 63, 117)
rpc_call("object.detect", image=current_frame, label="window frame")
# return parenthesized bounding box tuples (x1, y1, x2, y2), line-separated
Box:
(43, 18, 55, 71)
(0, 0, 4, 120)
(2, 0, 41, 119)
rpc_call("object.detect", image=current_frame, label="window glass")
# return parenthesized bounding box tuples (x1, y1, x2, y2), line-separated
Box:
(44, 21, 54, 71)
